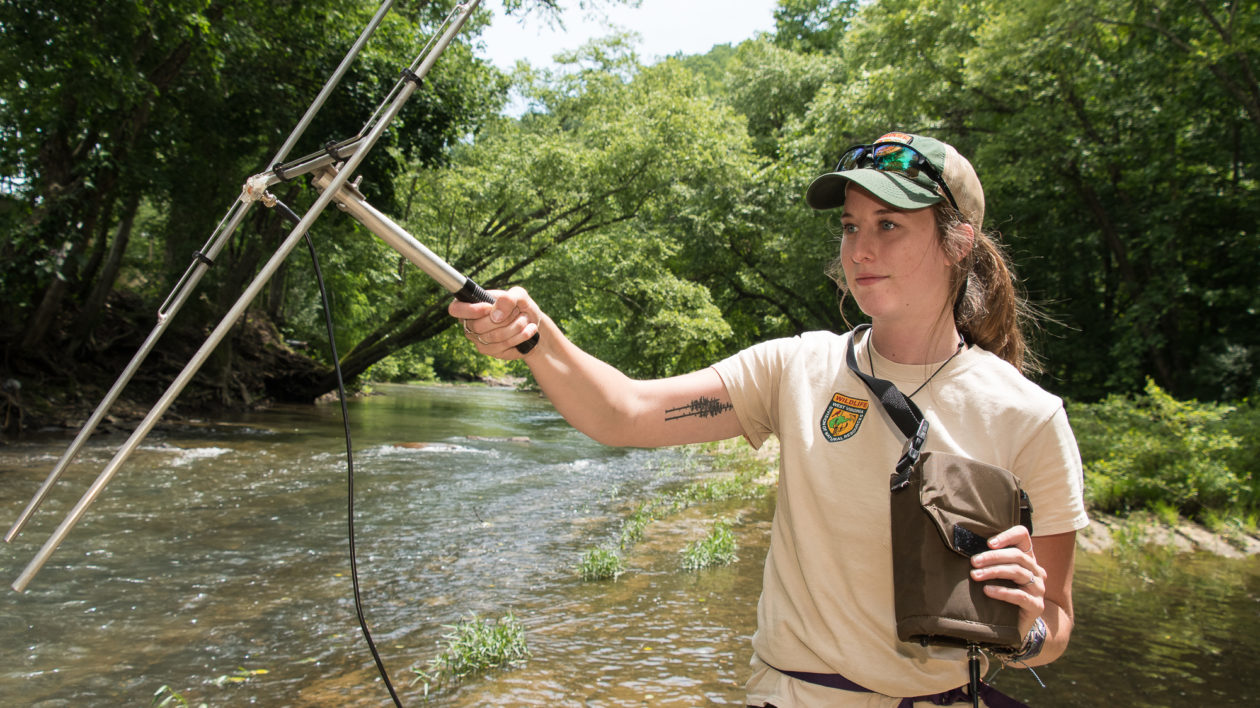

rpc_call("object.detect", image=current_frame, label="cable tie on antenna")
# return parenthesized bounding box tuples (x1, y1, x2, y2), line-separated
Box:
(192, 251, 215, 267)
(272, 162, 291, 183)
(400, 67, 422, 85)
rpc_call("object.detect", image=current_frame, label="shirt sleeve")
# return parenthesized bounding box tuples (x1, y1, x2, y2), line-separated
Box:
(710, 337, 795, 450)
(1013, 405, 1090, 536)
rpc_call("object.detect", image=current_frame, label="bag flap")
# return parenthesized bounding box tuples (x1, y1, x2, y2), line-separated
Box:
(915, 451, 1023, 558)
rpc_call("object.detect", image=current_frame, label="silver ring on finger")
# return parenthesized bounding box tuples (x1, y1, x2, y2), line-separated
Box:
(462, 320, 487, 345)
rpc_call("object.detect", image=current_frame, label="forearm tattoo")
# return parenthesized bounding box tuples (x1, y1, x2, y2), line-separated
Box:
(665, 397, 733, 422)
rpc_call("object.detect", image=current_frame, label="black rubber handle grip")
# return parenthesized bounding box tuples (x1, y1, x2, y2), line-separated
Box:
(454, 278, 539, 354)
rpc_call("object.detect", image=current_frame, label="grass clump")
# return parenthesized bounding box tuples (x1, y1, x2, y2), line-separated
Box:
(577, 546, 624, 581)
(412, 612, 529, 696)
(681, 518, 738, 570)
(1201, 509, 1260, 551)
(618, 507, 654, 548)
(1151, 500, 1181, 528)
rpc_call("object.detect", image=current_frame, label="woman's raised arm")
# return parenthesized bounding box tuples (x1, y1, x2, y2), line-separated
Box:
(448, 287, 745, 448)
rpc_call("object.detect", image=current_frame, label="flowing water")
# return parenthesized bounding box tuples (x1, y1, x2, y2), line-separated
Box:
(0, 384, 1256, 706)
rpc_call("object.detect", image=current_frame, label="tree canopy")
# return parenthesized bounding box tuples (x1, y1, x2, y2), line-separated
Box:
(1, 0, 1256, 422)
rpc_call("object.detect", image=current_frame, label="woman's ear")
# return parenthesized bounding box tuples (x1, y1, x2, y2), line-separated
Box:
(949, 223, 976, 264)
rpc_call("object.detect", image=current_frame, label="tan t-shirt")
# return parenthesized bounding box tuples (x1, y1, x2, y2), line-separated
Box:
(711, 329, 1089, 706)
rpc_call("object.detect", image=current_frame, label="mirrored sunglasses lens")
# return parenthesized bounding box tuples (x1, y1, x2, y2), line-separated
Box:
(872, 144, 920, 177)
(837, 146, 869, 171)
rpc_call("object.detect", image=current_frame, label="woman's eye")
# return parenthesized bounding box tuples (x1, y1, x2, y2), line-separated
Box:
(842, 223, 857, 234)
(880, 220, 898, 230)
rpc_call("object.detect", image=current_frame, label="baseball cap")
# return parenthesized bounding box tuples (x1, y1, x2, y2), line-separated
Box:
(804, 132, 985, 227)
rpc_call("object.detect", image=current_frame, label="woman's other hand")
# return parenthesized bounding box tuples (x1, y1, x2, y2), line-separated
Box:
(969, 525, 1047, 633)
(971, 526, 1077, 665)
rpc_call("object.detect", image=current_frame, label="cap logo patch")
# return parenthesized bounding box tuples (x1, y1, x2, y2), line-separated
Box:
(876, 132, 914, 145)
(821, 392, 869, 442)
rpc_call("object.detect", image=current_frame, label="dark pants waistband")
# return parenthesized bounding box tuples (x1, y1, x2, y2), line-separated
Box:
(764, 663, 1029, 708)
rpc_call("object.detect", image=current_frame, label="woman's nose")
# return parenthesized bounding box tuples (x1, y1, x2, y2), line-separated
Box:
(846, 233, 875, 262)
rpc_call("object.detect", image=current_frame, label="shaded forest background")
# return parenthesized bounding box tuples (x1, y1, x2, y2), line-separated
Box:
(1, 0, 1257, 432)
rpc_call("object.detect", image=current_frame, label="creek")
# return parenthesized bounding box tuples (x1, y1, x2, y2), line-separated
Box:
(1, 384, 1256, 706)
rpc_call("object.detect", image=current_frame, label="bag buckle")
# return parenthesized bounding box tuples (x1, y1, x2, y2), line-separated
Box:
(892, 419, 930, 488)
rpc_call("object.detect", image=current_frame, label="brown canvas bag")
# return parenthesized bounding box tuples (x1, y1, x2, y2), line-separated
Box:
(846, 325, 1032, 650)
(890, 450, 1033, 648)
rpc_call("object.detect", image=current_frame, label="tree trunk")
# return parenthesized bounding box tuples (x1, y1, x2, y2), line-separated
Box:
(1065, 166, 1176, 390)
(295, 303, 453, 400)
(74, 190, 119, 301)
(20, 174, 109, 351)
(18, 3, 216, 353)
(71, 192, 141, 349)
(20, 277, 70, 352)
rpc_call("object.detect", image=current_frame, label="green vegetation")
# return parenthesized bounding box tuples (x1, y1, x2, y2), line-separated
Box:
(1071, 380, 1260, 523)
(1, 0, 1255, 540)
(3, 0, 1256, 422)
(1201, 509, 1260, 551)
(577, 440, 773, 581)
(616, 442, 773, 549)
(577, 545, 625, 581)
(411, 612, 529, 696)
(681, 518, 739, 571)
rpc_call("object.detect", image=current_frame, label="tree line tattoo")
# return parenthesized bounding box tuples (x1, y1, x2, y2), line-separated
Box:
(665, 396, 733, 421)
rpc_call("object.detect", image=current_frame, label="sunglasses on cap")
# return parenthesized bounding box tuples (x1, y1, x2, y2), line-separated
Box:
(835, 142, 960, 213)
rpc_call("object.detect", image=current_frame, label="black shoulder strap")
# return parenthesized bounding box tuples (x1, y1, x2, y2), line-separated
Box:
(845, 325, 930, 486)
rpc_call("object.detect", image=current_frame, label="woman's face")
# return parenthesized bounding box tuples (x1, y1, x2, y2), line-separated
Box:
(839, 185, 954, 329)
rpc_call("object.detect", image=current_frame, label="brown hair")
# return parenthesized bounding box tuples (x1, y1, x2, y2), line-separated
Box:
(934, 204, 1039, 374)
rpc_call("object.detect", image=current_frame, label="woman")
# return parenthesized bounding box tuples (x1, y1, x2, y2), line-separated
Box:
(449, 132, 1089, 707)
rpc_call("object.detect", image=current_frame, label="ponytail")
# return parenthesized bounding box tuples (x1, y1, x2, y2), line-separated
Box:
(937, 204, 1040, 375)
